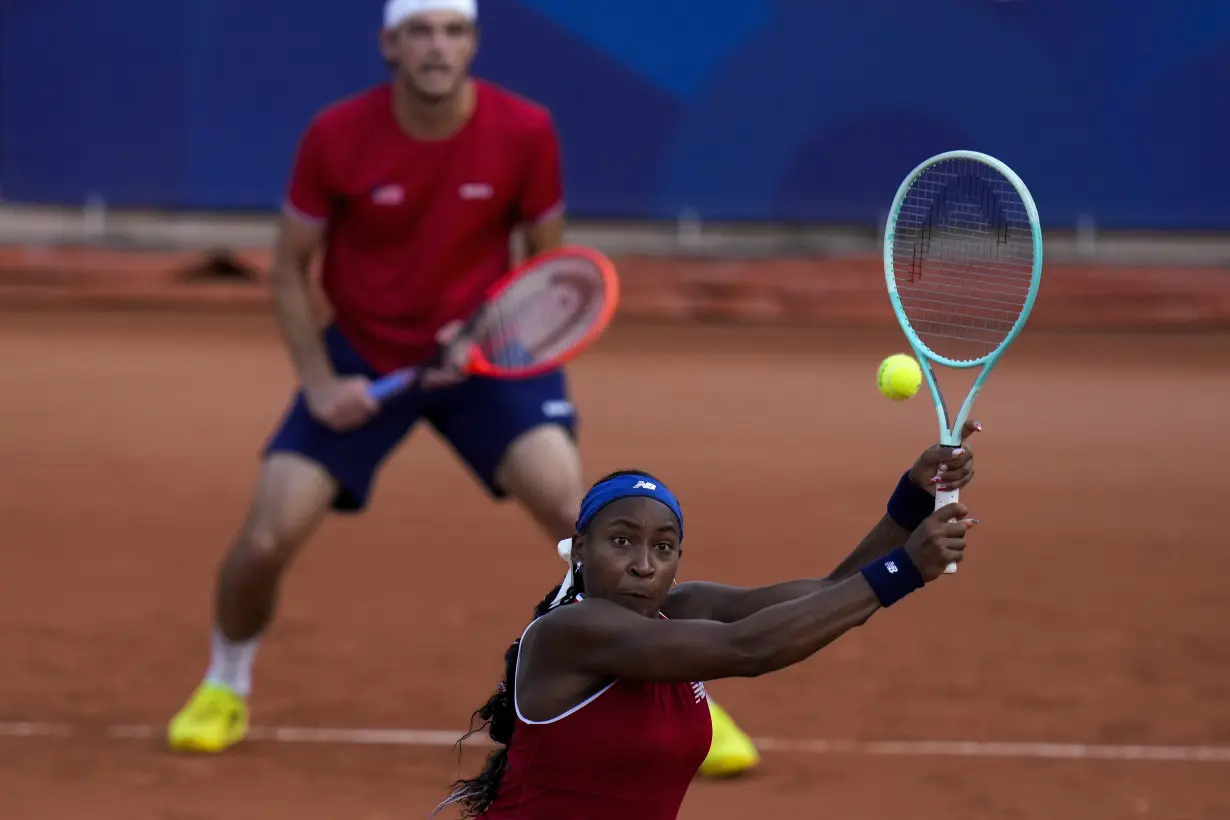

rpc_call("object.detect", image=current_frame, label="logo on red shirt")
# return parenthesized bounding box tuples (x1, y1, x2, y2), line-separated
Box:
(371, 184, 404, 205)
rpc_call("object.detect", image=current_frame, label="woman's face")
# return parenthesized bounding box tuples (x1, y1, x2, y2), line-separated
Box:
(574, 496, 682, 617)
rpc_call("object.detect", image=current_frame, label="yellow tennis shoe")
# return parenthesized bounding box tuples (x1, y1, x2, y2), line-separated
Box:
(167, 682, 248, 753)
(699, 698, 760, 778)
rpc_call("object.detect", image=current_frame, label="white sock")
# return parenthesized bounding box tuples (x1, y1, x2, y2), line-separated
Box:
(204, 626, 261, 697)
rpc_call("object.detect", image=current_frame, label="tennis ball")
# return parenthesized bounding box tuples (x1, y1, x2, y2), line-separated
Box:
(877, 354, 922, 401)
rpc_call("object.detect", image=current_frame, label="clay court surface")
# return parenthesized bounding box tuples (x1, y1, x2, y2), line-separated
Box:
(2, 310, 1229, 819)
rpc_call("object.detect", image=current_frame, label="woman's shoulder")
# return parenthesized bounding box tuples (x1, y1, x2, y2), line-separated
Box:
(530, 596, 614, 630)
(523, 596, 634, 651)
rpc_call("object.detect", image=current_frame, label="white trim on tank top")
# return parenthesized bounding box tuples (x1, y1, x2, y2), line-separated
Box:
(513, 593, 664, 726)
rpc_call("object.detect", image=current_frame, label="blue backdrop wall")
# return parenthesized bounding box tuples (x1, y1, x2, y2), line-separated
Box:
(1, 0, 1226, 227)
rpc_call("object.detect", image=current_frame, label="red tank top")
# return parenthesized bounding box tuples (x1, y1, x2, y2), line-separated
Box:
(481, 612, 712, 819)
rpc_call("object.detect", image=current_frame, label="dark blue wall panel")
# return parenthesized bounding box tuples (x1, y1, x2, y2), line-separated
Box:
(1, 0, 1226, 227)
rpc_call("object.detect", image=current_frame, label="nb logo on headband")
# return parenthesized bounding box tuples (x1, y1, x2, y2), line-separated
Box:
(632, 480, 657, 491)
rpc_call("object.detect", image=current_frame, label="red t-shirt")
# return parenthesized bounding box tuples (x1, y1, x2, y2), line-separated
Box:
(480, 610, 713, 820)
(283, 81, 564, 374)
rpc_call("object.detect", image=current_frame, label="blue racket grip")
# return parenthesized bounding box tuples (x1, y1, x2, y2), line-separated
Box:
(368, 367, 420, 402)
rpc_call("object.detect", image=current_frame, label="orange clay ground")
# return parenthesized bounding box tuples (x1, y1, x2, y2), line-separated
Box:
(2, 310, 1229, 819)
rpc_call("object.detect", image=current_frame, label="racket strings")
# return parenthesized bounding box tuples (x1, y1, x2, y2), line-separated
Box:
(472, 259, 608, 371)
(479, 285, 526, 369)
(892, 158, 1035, 361)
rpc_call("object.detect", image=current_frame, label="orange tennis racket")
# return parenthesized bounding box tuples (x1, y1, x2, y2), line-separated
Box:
(368, 245, 619, 401)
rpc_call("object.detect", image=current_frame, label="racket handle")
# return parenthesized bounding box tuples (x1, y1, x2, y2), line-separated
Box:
(368, 368, 420, 402)
(935, 487, 961, 575)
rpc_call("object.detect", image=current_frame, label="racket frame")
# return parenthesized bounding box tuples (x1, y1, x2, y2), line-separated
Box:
(368, 245, 619, 402)
(883, 150, 1043, 573)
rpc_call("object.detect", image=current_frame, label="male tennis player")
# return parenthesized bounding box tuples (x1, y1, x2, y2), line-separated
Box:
(166, 0, 759, 778)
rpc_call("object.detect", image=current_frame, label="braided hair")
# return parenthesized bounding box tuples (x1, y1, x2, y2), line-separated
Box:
(435, 470, 662, 818)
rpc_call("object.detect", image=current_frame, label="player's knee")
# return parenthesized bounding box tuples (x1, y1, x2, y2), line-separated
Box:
(234, 509, 313, 568)
(234, 453, 335, 567)
(234, 523, 294, 568)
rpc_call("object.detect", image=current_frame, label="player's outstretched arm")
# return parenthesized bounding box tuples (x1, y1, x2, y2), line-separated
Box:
(665, 421, 981, 623)
(538, 504, 972, 684)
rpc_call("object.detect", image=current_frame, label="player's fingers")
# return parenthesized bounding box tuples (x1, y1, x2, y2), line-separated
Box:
(920, 444, 967, 467)
(439, 326, 475, 370)
(323, 413, 357, 433)
(938, 521, 972, 539)
(337, 377, 379, 413)
(960, 419, 983, 441)
(937, 463, 974, 491)
(943, 446, 973, 468)
(942, 534, 970, 549)
(339, 397, 376, 420)
(435, 320, 464, 345)
(448, 337, 475, 370)
(337, 395, 377, 427)
(342, 405, 372, 429)
(934, 452, 971, 483)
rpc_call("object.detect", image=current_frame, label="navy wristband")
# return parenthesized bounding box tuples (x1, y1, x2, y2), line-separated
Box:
(886, 470, 935, 531)
(860, 547, 926, 608)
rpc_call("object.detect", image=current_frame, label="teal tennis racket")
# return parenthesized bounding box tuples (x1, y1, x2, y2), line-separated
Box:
(884, 150, 1043, 574)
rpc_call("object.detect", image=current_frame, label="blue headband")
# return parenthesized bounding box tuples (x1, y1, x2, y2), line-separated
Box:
(575, 473, 684, 540)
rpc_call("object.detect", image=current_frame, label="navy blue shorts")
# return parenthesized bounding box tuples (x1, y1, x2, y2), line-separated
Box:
(264, 325, 578, 512)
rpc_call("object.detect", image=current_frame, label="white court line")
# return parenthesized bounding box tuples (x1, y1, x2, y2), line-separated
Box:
(1, 721, 1229, 763)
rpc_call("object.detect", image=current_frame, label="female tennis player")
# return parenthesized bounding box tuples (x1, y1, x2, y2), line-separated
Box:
(437, 423, 980, 819)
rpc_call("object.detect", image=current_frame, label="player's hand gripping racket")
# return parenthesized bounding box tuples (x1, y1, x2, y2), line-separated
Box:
(884, 150, 1043, 574)
(367, 245, 620, 402)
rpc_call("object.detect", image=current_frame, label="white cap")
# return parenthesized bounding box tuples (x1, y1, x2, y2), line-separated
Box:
(384, 0, 477, 28)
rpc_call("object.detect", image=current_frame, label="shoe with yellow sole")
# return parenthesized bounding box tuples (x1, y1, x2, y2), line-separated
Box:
(698, 698, 760, 778)
(167, 682, 248, 753)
